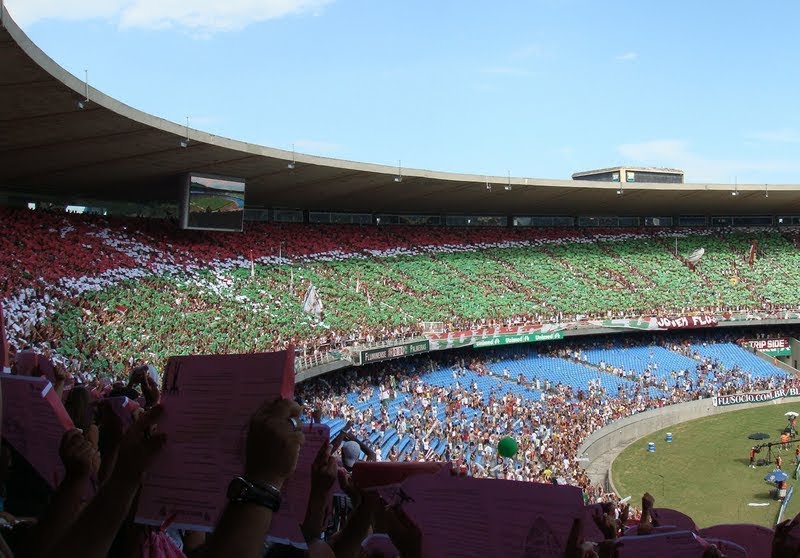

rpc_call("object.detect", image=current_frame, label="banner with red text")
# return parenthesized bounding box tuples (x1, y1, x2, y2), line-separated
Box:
(590, 315, 719, 331)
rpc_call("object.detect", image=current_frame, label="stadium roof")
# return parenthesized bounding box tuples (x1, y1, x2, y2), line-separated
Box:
(2, 8, 800, 216)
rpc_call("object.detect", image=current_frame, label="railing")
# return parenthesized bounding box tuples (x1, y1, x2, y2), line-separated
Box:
(294, 351, 346, 372)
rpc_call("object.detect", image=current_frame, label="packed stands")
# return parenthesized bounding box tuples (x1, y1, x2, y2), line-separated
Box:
(3, 207, 800, 556)
(3, 208, 800, 373)
(299, 339, 791, 487)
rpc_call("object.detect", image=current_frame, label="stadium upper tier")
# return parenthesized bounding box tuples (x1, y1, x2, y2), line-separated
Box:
(3, 208, 800, 371)
(2, 6, 800, 216)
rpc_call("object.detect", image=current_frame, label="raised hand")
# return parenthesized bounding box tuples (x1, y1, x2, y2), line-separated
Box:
(127, 365, 148, 387)
(111, 404, 167, 485)
(141, 373, 160, 408)
(310, 439, 338, 494)
(245, 398, 305, 488)
(60, 426, 100, 480)
(591, 507, 618, 540)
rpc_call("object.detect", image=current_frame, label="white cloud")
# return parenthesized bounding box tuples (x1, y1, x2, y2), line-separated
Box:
(5, 0, 332, 33)
(616, 52, 638, 61)
(119, 0, 332, 32)
(745, 129, 800, 144)
(618, 139, 800, 183)
(5, 0, 128, 25)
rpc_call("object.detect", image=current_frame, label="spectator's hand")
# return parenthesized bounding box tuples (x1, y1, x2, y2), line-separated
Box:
(141, 374, 160, 408)
(245, 398, 304, 488)
(619, 503, 630, 525)
(641, 492, 654, 512)
(591, 508, 618, 540)
(54, 364, 68, 384)
(310, 439, 337, 495)
(111, 404, 167, 484)
(128, 365, 147, 387)
(60, 426, 100, 480)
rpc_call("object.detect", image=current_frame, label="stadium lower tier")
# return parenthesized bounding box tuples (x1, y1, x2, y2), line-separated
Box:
(295, 340, 794, 493)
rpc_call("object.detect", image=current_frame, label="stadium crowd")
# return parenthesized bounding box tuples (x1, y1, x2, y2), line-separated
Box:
(4, 208, 800, 374)
(5, 208, 800, 555)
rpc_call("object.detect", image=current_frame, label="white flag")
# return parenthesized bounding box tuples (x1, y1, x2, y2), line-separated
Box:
(687, 247, 705, 264)
(302, 285, 324, 318)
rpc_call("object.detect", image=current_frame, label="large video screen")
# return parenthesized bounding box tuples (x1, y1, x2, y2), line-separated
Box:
(181, 174, 245, 232)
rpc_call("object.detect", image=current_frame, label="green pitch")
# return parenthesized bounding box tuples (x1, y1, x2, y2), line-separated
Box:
(612, 400, 800, 528)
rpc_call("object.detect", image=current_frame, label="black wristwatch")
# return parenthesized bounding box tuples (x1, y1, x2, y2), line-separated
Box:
(227, 476, 282, 512)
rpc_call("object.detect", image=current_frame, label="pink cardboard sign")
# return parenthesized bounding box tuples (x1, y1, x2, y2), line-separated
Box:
(396, 466, 585, 558)
(1, 375, 74, 488)
(700, 524, 773, 558)
(352, 461, 444, 489)
(15, 350, 38, 376)
(0, 303, 8, 372)
(653, 507, 697, 532)
(617, 530, 738, 558)
(135, 350, 295, 531)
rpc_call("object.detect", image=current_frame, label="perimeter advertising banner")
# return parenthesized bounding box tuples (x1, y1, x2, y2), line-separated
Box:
(740, 338, 792, 357)
(355, 340, 430, 365)
(473, 331, 564, 348)
(426, 324, 567, 351)
(589, 315, 719, 331)
(714, 387, 800, 407)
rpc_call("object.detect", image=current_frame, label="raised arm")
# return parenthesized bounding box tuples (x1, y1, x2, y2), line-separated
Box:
(17, 426, 100, 558)
(53, 405, 167, 558)
(201, 398, 304, 558)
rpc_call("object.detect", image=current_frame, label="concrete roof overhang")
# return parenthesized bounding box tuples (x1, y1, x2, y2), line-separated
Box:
(2, 7, 800, 216)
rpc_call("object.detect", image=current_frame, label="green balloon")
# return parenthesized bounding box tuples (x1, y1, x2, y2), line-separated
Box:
(498, 437, 518, 458)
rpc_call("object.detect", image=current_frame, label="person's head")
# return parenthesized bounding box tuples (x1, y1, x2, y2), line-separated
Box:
(341, 441, 361, 471)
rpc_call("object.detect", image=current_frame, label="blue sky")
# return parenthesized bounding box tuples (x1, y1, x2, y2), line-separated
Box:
(6, 0, 800, 183)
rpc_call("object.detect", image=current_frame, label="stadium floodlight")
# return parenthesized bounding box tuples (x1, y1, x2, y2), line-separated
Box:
(616, 188, 623, 195)
(764, 184, 769, 198)
(180, 116, 190, 148)
(77, 69, 89, 109)
(287, 144, 296, 169)
(394, 160, 403, 183)
(505, 170, 512, 191)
